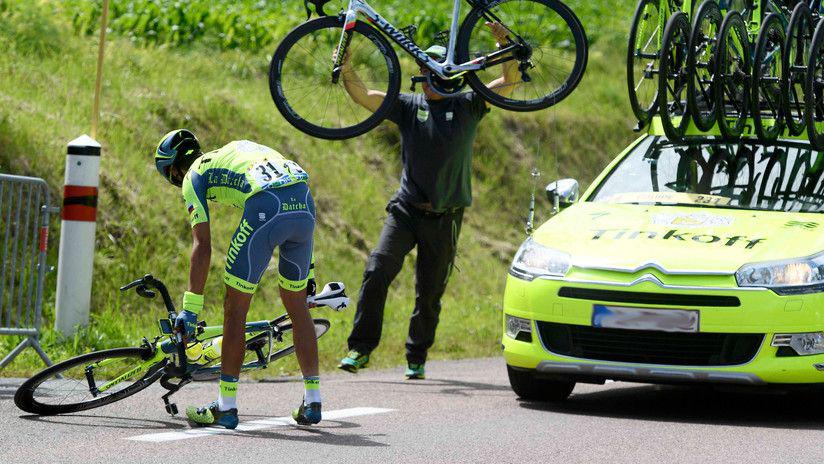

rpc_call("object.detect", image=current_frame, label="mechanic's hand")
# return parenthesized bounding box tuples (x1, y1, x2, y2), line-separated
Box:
(485, 21, 510, 46)
(174, 310, 198, 338)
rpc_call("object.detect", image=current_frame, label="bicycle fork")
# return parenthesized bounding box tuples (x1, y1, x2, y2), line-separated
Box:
(331, 9, 358, 84)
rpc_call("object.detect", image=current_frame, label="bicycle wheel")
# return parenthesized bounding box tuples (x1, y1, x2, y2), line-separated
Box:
(782, 2, 813, 136)
(627, 0, 664, 124)
(688, 0, 724, 132)
(14, 347, 165, 415)
(456, 0, 588, 112)
(659, 12, 691, 141)
(269, 16, 401, 140)
(752, 13, 787, 142)
(805, 20, 824, 149)
(715, 11, 751, 140)
(192, 318, 331, 380)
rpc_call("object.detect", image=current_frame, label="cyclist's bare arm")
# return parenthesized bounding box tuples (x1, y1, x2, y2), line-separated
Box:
(485, 22, 519, 98)
(340, 52, 385, 113)
(188, 222, 211, 294)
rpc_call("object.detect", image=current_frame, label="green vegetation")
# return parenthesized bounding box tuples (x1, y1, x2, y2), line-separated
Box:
(0, 0, 638, 377)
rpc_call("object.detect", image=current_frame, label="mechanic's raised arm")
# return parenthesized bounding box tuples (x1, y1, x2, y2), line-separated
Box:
(340, 51, 386, 113)
(188, 222, 211, 295)
(484, 22, 519, 98)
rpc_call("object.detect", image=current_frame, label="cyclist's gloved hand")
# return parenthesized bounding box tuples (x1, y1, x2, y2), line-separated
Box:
(175, 310, 198, 337)
(176, 291, 204, 338)
(307, 278, 317, 298)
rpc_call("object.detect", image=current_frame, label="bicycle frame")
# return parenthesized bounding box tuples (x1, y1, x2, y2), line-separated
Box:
(333, 0, 519, 80)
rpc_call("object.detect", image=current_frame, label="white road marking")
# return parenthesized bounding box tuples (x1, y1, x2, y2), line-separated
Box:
(125, 407, 393, 443)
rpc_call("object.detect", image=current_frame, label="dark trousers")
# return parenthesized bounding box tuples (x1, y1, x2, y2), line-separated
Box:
(347, 200, 463, 364)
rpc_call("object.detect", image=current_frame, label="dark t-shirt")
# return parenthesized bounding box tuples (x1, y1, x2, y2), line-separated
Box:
(385, 92, 489, 212)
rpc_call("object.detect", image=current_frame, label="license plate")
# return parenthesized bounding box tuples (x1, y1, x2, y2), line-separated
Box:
(592, 304, 699, 333)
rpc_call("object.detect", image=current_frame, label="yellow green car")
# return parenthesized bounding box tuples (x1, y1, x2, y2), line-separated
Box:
(504, 124, 824, 401)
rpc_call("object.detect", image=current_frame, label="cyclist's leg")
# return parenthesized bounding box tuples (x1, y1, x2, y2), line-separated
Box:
(347, 200, 417, 355)
(274, 186, 318, 379)
(219, 191, 283, 405)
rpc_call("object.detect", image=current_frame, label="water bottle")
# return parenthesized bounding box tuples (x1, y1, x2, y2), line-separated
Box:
(185, 337, 223, 365)
(201, 337, 223, 364)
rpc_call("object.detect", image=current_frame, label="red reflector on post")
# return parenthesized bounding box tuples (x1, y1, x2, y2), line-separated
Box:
(62, 185, 98, 221)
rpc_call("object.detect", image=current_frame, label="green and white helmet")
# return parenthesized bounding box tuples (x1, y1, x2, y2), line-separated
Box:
(155, 129, 202, 187)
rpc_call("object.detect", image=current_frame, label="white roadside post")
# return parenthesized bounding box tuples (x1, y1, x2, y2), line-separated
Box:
(54, 135, 101, 336)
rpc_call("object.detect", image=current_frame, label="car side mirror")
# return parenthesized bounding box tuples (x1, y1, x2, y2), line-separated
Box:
(546, 178, 579, 212)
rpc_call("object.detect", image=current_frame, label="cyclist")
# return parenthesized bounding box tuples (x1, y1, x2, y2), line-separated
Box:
(337, 22, 517, 379)
(154, 130, 321, 429)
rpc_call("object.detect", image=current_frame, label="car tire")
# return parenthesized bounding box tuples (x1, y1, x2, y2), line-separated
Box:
(506, 365, 575, 401)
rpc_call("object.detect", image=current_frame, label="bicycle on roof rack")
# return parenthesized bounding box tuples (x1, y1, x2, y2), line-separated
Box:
(628, 0, 824, 147)
(14, 274, 349, 416)
(269, 0, 588, 140)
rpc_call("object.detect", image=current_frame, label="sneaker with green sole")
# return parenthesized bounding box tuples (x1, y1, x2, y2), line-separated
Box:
(292, 401, 322, 425)
(338, 350, 369, 373)
(186, 401, 239, 429)
(405, 363, 425, 380)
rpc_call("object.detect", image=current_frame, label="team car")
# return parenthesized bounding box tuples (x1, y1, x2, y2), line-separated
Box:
(503, 120, 824, 400)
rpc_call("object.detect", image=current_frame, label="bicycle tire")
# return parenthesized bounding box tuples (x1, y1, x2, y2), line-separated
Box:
(627, 0, 664, 124)
(14, 347, 165, 416)
(782, 2, 813, 136)
(752, 13, 786, 143)
(456, 0, 588, 112)
(715, 11, 751, 140)
(688, 0, 724, 132)
(658, 11, 691, 141)
(805, 20, 824, 149)
(269, 16, 401, 140)
(191, 318, 331, 380)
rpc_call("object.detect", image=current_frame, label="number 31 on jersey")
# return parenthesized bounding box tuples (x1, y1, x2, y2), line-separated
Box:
(248, 159, 308, 189)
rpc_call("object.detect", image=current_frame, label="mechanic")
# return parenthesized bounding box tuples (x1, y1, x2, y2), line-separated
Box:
(337, 22, 518, 379)
(154, 130, 321, 429)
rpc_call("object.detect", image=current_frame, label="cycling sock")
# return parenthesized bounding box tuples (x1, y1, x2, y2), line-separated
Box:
(218, 373, 239, 411)
(303, 376, 321, 404)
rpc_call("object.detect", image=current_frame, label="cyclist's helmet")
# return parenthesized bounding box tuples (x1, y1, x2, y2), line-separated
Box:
(155, 129, 202, 187)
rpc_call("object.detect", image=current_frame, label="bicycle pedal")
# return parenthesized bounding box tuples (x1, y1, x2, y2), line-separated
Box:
(165, 403, 178, 416)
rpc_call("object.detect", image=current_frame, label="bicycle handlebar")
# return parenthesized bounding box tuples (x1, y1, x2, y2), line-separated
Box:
(119, 274, 176, 317)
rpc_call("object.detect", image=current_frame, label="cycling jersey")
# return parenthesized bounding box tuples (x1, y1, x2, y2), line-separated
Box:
(179, 140, 314, 294)
(181, 140, 309, 227)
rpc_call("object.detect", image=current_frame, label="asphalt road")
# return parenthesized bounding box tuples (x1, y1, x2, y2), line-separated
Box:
(2, 357, 824, 463)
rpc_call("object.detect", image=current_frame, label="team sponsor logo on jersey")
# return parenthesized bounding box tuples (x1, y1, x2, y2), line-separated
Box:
(282, 197, 308, 212)
(226, 219, 255, 269)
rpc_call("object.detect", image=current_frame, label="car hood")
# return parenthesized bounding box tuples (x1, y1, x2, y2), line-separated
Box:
(533, 202, 824, 273)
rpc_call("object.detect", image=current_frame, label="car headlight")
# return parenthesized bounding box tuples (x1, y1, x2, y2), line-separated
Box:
(509, 237, 571, 281)
(736, 252, 824, 295)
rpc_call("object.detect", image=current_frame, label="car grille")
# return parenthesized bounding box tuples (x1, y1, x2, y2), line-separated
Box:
(536, 322, 763, 366)
(557, 287, 741, 307)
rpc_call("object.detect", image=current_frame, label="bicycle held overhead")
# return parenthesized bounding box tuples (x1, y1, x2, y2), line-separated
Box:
(269, 0, 589, 139)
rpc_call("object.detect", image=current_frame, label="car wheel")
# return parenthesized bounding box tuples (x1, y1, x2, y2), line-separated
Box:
(506, 365, 575, 401)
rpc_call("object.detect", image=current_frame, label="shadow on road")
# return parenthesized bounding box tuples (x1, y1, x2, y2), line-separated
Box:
(370, 378, 510, 397)
(234, 420, 389, 447)
(520, 383, 824, 430)
(20, 413, 186, 430)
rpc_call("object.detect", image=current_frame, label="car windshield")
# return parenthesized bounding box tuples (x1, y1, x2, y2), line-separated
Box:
(589, 137, 824, 213)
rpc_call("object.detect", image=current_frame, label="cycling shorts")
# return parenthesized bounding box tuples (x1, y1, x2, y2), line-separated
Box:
(223, 182, 315, 294)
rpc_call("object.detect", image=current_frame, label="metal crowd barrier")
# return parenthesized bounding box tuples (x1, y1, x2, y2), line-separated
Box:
(0, 173, 57, 369)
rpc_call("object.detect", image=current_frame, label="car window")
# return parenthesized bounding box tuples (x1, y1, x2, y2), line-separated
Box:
(589, 137, 824, 213)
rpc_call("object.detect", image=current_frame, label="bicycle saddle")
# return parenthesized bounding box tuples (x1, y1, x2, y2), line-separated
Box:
(309, 282, 350, 311)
